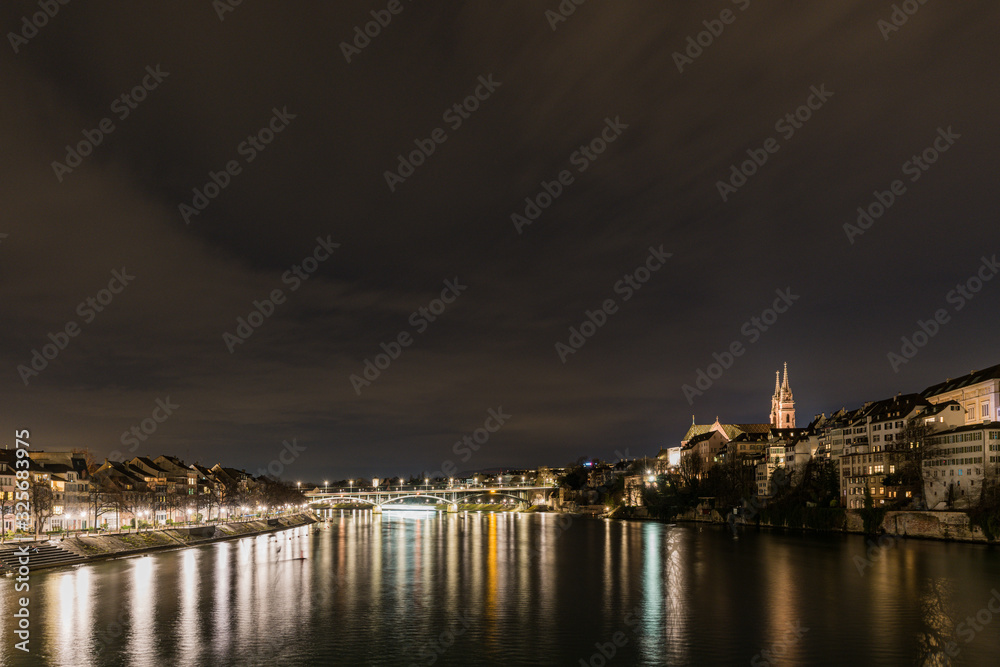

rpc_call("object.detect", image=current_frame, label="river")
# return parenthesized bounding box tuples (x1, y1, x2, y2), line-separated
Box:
(2, 510, 999, 666)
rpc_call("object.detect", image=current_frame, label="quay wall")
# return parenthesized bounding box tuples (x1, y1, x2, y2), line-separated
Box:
(26, 513, 318, 571)
(672, 508, 996, 544)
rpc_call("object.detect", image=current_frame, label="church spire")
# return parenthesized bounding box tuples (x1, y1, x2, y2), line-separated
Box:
(782, 362, 790, 392)
(774, 371, 780, 397)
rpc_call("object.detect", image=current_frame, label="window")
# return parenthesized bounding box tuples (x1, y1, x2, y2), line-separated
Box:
(983, 403, 990, 418)
(889, 465, 895, 474)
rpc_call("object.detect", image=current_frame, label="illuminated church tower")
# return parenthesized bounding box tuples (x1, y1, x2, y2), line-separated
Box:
(770, 363, 796, 428)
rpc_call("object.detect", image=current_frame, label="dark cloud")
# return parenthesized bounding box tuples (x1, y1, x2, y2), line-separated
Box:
(2, 0, 998, 479)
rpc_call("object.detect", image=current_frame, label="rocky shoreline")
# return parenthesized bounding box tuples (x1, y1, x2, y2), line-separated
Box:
(665, 508, 998, 544)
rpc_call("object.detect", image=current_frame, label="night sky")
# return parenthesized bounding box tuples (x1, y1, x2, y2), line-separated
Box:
(2, 1, 998, 480)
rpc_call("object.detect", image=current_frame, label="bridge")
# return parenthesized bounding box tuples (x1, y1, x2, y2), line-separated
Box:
(303, 484, 558, 513)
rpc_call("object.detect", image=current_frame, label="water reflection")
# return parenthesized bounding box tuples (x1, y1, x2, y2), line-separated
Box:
(128, 556, 155, 665)
(3, 516, 1000, 666)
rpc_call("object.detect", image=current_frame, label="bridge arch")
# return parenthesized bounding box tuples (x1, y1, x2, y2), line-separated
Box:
(379, 494, 453, 507)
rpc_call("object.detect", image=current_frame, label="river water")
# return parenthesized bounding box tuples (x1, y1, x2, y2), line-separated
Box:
(2, 511, 999, 666)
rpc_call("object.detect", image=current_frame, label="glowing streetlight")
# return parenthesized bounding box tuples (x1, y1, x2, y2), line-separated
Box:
(349, 479, 353, 491)
(324, 480, 329, 493)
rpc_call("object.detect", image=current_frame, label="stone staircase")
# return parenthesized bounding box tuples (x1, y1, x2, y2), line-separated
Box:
(0, 542, 86, 571)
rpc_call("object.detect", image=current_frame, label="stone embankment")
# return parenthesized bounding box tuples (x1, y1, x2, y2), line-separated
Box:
(0, 513, 318, 573)
(673, 508, 997, 544)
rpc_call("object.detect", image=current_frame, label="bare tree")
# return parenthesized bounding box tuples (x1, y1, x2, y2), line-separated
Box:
(895, 418, 933, 508)
(678, 450, 703, 486)
(30, 477, 54, 536)
(87, 474, 119, 530)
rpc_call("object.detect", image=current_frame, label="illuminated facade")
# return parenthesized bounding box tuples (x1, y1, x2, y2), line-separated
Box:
(770, 363, 796, 428)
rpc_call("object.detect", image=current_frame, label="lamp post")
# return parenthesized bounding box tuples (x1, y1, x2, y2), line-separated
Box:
(324, 480, 329, 494)
(349, 479, 353, 492)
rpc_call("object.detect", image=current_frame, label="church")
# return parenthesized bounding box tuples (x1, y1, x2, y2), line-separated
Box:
(770, 363, 796, 428)
(675, 364, 797, 471)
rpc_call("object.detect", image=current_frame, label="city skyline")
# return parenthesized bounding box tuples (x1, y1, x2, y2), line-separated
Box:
(2, 1, 998, 481)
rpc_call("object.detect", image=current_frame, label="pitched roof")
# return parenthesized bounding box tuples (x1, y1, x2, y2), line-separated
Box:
(687, 431, 717, 445)
(920, 400, 962, 417)
(131, 457, 169, 473)
(922, 363, 1000, 398)
(682, 424, 715, 441)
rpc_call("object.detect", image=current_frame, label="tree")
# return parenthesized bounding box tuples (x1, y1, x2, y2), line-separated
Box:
(87, 473, 119, 530)
(30, 476, 54, 535)
(895, 417, 933, 508)
(0, 485, 15, 541)
(678, 450, 703, 486)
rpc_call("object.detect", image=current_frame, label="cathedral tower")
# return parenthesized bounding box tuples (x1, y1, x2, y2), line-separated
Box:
(770, 363, 796, 428)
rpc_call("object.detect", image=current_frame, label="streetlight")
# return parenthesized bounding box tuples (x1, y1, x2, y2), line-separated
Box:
(424, 478, 429, 491)
(324, 480, 329, 493)
(349, 479, 353, 492)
